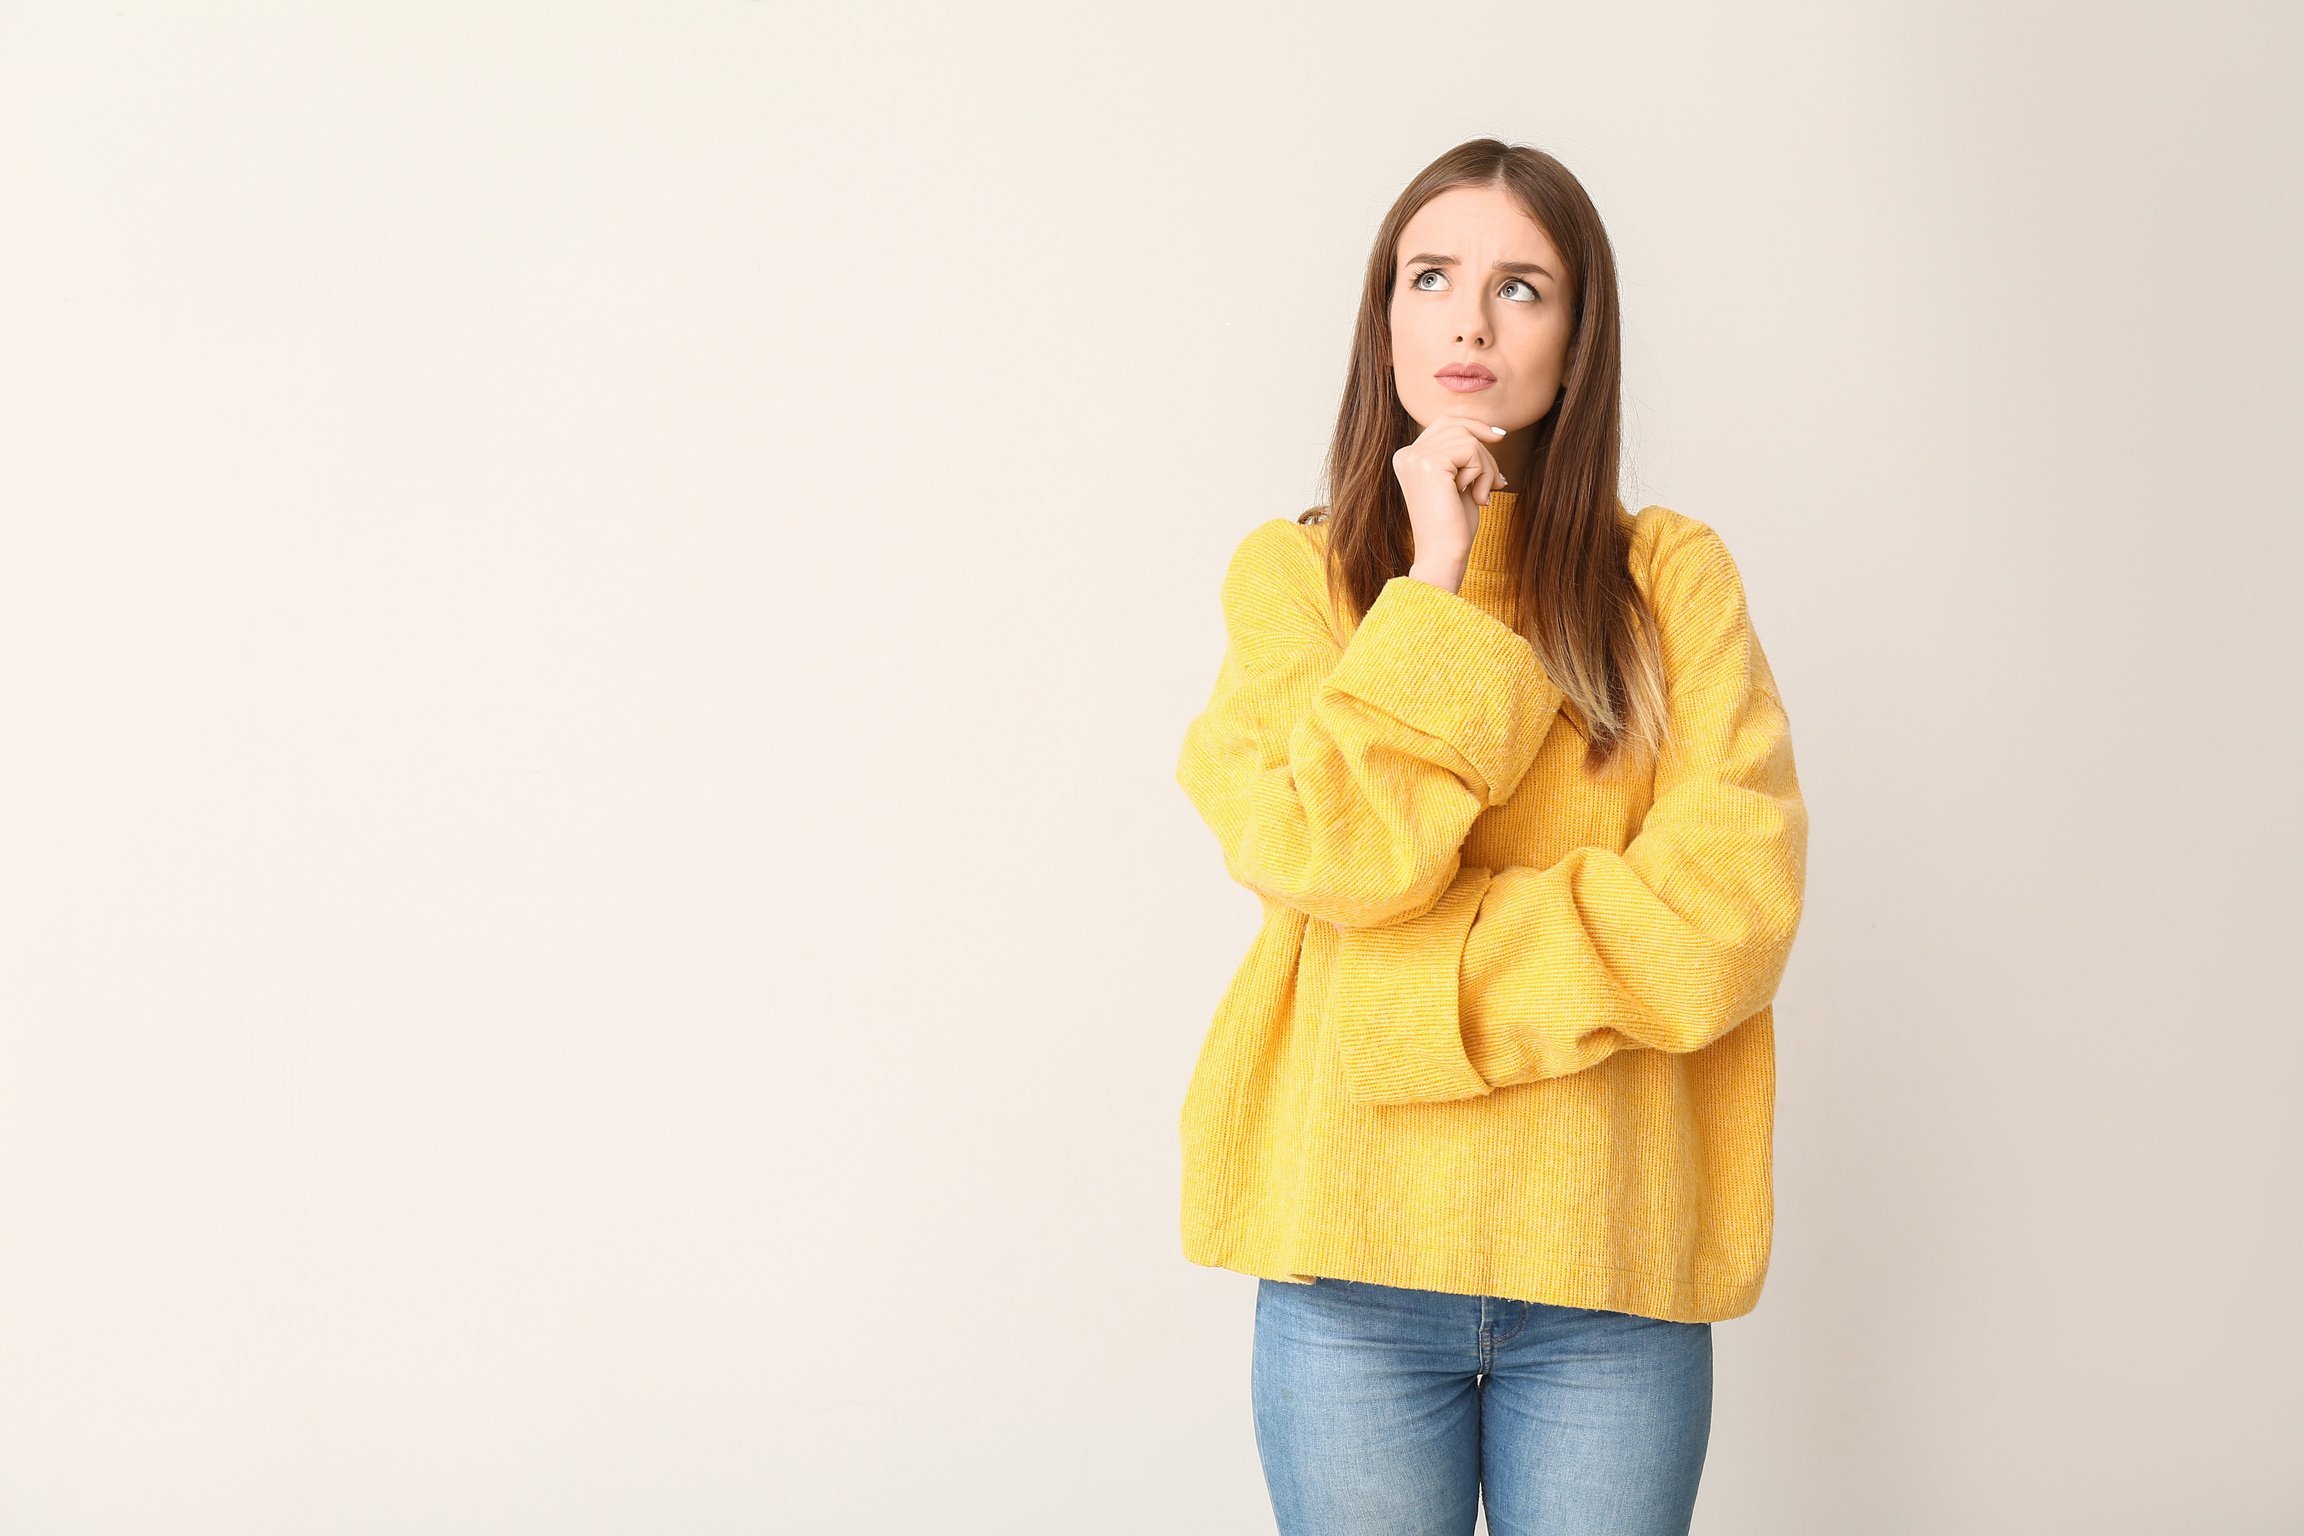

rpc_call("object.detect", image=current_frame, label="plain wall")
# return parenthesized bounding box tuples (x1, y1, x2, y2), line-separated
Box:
(2, 1, 2298, 1530)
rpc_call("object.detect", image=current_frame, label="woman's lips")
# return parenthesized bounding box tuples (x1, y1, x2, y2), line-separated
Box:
(1436, 373, 1495, 392)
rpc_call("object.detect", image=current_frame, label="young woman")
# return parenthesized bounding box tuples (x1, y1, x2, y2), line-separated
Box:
(1174, 139, 1810, 1535)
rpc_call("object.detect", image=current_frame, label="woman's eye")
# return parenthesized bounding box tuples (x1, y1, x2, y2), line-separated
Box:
(1411, 268, 1539, 302)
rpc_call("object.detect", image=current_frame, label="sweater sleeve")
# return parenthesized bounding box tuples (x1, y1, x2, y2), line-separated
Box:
(1329, 518, 1809, 1105)
(1175, 518, 1566, 930)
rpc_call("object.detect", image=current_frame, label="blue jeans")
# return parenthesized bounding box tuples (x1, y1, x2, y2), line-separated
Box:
(1251, 1276, 1713, 1535)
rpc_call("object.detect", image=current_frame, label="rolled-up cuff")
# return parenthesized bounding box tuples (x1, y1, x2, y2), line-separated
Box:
(1319, 576, 1563, 806)
(1332, 866, 1494, 1105)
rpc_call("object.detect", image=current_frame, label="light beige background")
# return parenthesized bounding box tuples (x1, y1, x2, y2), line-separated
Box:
(3, 2, 2297, 1531)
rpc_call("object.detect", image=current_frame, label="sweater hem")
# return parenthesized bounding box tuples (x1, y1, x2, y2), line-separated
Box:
(1180, 1217, 1763, 1325)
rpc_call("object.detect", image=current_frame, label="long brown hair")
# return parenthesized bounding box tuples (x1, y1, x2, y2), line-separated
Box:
(1306, 138, 1667, 775)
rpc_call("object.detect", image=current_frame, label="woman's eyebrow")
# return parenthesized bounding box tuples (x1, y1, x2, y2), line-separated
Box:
(1401, 251, 1555, 280)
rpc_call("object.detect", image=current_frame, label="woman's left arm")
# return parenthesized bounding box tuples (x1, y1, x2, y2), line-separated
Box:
(1327, 518, 1811, 1106)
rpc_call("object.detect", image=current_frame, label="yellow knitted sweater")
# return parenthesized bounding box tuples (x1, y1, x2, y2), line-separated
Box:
(1173, 491, 1808, 1324)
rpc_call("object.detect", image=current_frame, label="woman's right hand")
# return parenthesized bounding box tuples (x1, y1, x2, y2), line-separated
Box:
(1391, 415, 1510, 587)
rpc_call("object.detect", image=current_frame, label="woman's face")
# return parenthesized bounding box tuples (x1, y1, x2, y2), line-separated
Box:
(1386, 184, 1573, 436)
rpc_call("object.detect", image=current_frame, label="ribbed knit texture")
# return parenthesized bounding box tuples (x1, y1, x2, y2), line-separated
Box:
(1173, 492, 1808, 1323)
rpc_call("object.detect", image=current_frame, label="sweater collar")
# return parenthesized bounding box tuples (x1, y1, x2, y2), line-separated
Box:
(1466, 489, 1524, 577)
(1464, 490, 1638, 578)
